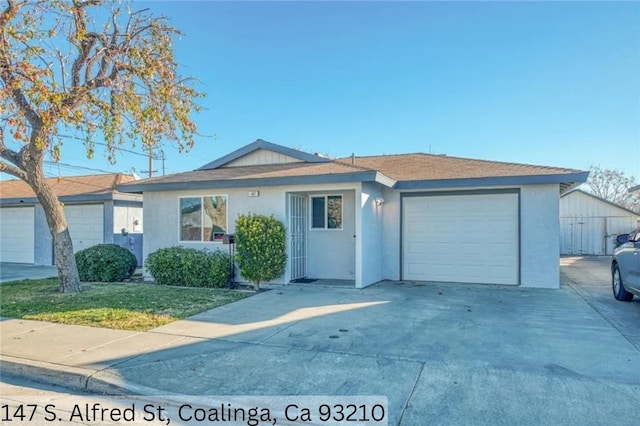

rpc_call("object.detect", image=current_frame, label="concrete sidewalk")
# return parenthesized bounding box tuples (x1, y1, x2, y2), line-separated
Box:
(0, 263, 57, 283)
(0, 317, 202, 395)
(2, 278, 640, 426)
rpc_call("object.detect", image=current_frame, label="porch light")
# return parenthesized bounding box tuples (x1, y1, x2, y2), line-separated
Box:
(374, 197, 385, 206)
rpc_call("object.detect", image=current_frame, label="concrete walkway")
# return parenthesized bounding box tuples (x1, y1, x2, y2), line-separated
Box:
(2, 271, 640, 425)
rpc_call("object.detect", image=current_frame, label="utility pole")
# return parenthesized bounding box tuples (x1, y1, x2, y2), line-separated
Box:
(141, 147, 157, 178)
(148, 147, 153, 178)
(160, 149, 166, 176)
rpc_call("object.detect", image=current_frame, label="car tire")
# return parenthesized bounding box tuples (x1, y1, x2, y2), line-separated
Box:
(612, 264, 634, 302)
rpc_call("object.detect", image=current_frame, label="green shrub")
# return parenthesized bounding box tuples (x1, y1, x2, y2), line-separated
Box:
(144, 246, 231, 287)
(75, 244, 138, 282)
(235, 214, 287, 290)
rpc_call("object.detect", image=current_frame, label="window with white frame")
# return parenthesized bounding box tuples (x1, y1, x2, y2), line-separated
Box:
(180, 196, 228, 241)
(310, 195, 342, 230)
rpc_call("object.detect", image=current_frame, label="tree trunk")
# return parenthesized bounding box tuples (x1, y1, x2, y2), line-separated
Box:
(29, 174, 82, 293)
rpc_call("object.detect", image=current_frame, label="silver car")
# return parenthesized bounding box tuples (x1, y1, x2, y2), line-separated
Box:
(612, 230, 640, 301)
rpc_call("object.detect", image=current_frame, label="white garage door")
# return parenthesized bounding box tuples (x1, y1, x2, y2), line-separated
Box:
(0, 207, 35, 263)
(402, 193, 519, 285)
(65, 204, 104, 252)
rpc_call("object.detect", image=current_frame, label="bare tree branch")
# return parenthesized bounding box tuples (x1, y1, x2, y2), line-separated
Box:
(0, 160, 26, 179)
(588, 166, 640, 213)
(0, 1, 42, 129)
(0, 127, 26, 178)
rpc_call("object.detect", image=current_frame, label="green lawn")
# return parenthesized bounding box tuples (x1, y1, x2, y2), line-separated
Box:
(0, 279, 249, 331)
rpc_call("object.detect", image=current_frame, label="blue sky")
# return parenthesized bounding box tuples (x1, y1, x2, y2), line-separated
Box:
(37, 1, 640, 181)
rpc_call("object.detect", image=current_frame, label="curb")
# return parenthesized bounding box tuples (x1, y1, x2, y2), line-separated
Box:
(1, 355, 168, 396)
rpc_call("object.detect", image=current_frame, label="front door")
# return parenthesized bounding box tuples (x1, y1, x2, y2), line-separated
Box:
(289, 194, 307, 281)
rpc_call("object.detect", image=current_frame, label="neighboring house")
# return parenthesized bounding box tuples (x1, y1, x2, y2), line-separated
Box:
(560, 188, 640, 255)
(119, 139, 588, 289)
(0, 174, 144, 265)
(629, 184, 640, 194)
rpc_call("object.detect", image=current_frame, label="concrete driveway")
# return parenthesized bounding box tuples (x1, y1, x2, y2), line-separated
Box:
(561, 255, 640, 350)
(49, 269, 640, 425)
(2, 258, 638, 425)
(0, 263, 56, 283)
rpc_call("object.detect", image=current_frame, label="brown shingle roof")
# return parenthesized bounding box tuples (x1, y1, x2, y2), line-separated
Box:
(117, 146, 588, 193)
(0, 173, 137, 200)
(126, 162, 374, 186)
(336, 153, 583, 181)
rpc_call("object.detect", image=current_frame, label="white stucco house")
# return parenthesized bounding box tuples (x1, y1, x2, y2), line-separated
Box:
(119, 139, 588, 289)
(0, 174, 144, 266)
(560, 189, 639, 255)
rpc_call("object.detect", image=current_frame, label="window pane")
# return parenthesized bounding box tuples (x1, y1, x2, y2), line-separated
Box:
(327, 195, 342, 229)
(180, 198, 202, 241)
(203, 195, 228, 241)
(311, 197, 325, 228)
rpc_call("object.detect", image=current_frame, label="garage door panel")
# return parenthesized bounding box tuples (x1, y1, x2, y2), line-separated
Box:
(64, 205, 104, 252)
(406, 263, 428, 277)
(406, 242, 428, 257)
(489, 265, 514, 280)
(0, 207, 35, 263)
(489, 242, 514, 255)
(403, 193, 519, 285)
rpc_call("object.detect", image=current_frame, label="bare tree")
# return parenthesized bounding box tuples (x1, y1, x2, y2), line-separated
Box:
(0, 0, 204, 292)
(587, 166, 640, 212)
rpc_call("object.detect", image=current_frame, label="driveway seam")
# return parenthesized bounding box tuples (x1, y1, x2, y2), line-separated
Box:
(256, 321, 301, 344)
(397, 361, 425, 426)
(210, 336, 427, 365)
(564, 278, 640, 352)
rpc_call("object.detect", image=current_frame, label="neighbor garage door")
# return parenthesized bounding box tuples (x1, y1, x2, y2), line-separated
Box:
(402, 192, 519, 285)
(64, 204, 104, 252)
(0, 207, 35, 263)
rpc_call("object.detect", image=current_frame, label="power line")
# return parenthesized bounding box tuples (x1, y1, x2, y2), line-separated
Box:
(7, 125, 162, 160)
(41, 173, 120, 191)
(54, 132, 160, 159)
(44, 161, 114, 174)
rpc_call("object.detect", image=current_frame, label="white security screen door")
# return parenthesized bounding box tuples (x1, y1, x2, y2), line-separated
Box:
(289, 194, 308, 281)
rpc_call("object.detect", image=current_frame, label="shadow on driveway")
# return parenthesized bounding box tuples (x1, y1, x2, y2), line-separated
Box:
(3, 276, 639, 425)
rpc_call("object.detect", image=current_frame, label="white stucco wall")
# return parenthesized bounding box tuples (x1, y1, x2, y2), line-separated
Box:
(381, 187, 401, 280)
(380, 184, 561, 288)
(143, 187, 286, 281)
(520, 184, 560, 288)
(306, 190, 356, 281)
(143, 182, 562, 289)
(358, 182, 385, 288)
(142, 183, 358, 284)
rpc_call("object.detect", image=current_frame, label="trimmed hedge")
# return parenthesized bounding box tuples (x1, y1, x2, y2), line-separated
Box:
(235, 214, 287, 290)
(144, 246, 231, 288)
(75, 244, 138, 282)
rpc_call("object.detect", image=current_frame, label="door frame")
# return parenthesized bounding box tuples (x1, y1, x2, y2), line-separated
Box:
(288, 193, 308, 281)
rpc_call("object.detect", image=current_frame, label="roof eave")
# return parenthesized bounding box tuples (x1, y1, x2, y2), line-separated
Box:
(0, 192, 141, 205)
(118, 171, 382, 193)
(374, 172, 396, 188)
(393, 172, 589, 190)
